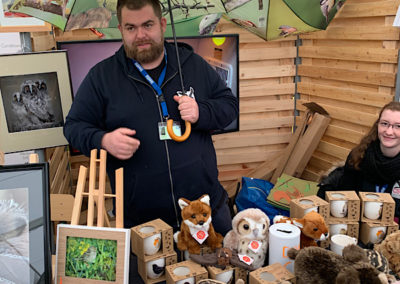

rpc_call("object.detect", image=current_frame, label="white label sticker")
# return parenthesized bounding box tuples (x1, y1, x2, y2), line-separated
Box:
(191, 229, 209, 244)
(248, 240, 262, 253)
(238, 254, 254, 265)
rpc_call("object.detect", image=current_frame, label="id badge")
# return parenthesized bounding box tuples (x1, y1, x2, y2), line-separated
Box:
(158, 121, 181, 140)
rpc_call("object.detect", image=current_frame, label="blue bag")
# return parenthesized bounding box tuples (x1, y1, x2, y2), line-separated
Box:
(235, 177, 289, 221)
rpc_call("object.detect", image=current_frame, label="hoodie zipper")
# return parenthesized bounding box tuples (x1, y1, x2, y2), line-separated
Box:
(128, 73, 180, 229)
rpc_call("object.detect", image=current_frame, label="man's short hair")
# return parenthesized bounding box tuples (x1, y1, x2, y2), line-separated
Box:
(117, 0, 162, 23)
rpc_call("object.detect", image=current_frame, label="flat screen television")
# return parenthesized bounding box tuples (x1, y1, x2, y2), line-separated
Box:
(57, 34, 239, 135)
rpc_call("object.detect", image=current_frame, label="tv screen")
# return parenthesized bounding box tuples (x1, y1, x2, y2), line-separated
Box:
(57, 34, 239, 135)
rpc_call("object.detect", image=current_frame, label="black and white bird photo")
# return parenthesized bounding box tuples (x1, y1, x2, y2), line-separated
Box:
(0, 72, 65, 133)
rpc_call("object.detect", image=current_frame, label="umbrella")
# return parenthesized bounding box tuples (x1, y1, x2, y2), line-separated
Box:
(10, 0, 346, 40)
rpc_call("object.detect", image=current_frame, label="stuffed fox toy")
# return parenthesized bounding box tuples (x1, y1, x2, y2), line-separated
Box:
(274, 211, 329, 249)
(176, 194, 223, 254)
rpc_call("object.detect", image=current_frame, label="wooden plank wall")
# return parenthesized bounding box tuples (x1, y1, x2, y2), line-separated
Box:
(214, 21, 297, 196)
(297, 0, 400, 182)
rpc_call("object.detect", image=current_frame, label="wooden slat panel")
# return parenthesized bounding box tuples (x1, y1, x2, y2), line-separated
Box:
(240, 65, 295, 80)
(240, 82, 295, 98)
(338, 0, 400, 18)
(213, 132, 291, 149)
(324, 125, 364, 144)
(240, 47, 296, 61)
(301, 26, 400, 41)
(217, 149, 283, 165)
(240, 99, 293, 114)
(316, 141, 351, 161)
(239, 116, 293, 131)
(298, 65, 396, 87)
(297, 101, 377, 127)
(299, 46, 398, 63)
(298, 82, 393, 107)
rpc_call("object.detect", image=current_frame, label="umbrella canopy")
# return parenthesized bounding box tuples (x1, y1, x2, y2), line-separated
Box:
(9, 0, 346, 41)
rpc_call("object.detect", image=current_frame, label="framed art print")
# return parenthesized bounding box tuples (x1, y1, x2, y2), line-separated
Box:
(0, 162, 51, 283)
(0, 51, 73, 153)
(55, 224, 130, 284)
(0, 2, 52, 33)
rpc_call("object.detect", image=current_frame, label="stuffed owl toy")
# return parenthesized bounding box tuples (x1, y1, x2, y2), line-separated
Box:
(223, 208, 270, 269)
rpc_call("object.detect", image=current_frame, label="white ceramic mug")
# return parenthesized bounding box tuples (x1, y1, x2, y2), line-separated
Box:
(330, 234, 357, 256)
(215, 269, 234, 283)
(369, 226, 387, 244)
(330, 199, 348, 218)
(173, 266, 194, 284)
(364, 201, 383, 220)
(299, 199, 318, 215)
(176, 277, 195, 284)
(146, 258, 165, 279)
(140, 226, 162, 255)
(329, 223, 348, 236)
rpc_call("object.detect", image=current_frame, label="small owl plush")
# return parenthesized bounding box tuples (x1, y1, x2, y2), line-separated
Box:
(223, 208, 270, 269)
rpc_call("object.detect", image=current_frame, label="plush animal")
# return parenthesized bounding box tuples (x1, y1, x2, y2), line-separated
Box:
(287, 244, 389, 284)
(375, 231, 400, 279)
(274, 211, 329, 248)
(223, 208, 270, 269)
(176, 194, 223, 254)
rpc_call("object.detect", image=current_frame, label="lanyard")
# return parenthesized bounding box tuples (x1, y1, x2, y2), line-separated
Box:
(375, 184, 388, 193)
(132, 50, 168, 119)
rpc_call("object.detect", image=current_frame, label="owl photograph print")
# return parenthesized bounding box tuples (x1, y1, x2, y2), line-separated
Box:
(0, 72, 64, 133)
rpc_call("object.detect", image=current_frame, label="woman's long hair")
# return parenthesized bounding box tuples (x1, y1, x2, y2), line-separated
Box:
(349, 101, 400, 169)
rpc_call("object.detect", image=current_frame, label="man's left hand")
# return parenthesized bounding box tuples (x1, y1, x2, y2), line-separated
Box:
(173, 95, 199, 123)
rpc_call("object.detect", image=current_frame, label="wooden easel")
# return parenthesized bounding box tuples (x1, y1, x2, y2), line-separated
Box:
(70, 149, 124, 228)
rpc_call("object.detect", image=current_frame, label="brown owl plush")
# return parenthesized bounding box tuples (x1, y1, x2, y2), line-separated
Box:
(223, 208, 270, 269)
(375, 230, 400, 279)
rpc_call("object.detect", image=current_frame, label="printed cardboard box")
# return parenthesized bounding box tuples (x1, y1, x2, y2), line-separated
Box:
(235, 267, 249, 284)
(359, 192, 395, 226)
(249, 263, 295, 284)
(320, 220, 359, 248)
(325, 191, 360, 222)
(290, 195, 329, 219)
(137, 251, 177, 284)
(166, 260, 208, 284)
(359, 221, 399, 245)
(131, 218, 174, 260)
(207, 265, 235, 283)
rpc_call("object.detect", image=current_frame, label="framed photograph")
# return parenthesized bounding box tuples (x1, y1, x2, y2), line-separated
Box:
(55, 224, 130, 284)
(0, 51, 73, 153)
(0, 162, 52, 283)
(0, 1, 52, 32)
(8, 0, 75, 30)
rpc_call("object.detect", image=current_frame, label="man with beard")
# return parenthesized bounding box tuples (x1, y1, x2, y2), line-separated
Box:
(64, 0, 238, 237)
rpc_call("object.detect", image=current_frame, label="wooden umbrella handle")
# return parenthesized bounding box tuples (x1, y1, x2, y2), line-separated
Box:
(167, 119, 191, 142)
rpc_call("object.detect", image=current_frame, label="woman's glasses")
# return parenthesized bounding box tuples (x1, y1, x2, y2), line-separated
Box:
(378, 121, 400, 131)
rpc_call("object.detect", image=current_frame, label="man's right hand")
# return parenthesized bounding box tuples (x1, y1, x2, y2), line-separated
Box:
(101, 128, 140, 160)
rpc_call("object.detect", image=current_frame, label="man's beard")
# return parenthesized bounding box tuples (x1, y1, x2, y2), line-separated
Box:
(124, 37, 164, 64)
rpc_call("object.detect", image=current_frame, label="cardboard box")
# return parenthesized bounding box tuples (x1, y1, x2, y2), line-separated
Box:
(320, 220, 359, 248)
(271, 105, 331, 184)
(359, 192, 395, 225)
(249, 263, 295, 284)
(235, 267, 249, 284)
(137, 251, 177, 284)
(165, 260, 208, 284)
(359, 221, 399, 245)
(131, 219, 174, 260)
(207, 265, 235, 283)
(290, 195, 329, 219)
(326, 191, 360, 222)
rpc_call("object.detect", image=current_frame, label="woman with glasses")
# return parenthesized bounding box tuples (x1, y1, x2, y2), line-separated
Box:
(318, 101, 400, 223)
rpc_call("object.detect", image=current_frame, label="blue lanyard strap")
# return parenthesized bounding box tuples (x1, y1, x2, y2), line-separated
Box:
(376, 184, 388, 193)
(132, 50, 168, 119)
